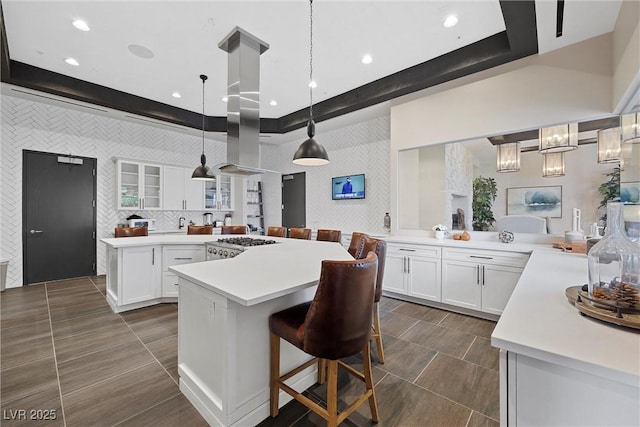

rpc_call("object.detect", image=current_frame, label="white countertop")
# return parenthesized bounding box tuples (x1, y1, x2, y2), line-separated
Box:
(384, 234, 550, 253)
(491, 248, 640, 387)
(102, 234, 217, 247)
(168, 237, 352, 306)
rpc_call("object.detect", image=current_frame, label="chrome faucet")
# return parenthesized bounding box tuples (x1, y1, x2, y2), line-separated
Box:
(178, 217, 186, 229)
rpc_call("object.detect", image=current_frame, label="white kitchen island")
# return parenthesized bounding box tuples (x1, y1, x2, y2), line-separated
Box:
(168, 237, 353, 427)
(491, 248, 640, 426)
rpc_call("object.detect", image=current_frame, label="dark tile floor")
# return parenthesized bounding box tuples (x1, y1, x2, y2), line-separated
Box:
(1, 276, 499, 427)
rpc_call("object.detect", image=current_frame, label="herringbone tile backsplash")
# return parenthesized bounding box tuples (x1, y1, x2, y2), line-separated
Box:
(1, 95, 390, 288)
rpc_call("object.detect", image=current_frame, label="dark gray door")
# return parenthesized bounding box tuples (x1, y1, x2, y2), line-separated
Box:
(282, 172, 306, 229)
(23, 150, 97, 284)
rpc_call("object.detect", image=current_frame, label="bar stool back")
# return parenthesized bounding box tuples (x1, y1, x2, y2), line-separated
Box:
(267, 226, 287, 237)
(221, 225, 248, 234)
(356, 237, 387, 363)
(114, 227, 148, 237)
(269, 252, 379, 426)
(348, 231, 369, 257)
(187, 225, 213, 235)
(316, 229, 342, 243)
(288, 227, 311, 240)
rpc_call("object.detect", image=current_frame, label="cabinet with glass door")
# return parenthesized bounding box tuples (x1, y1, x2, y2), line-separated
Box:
(204, 175, 234, 211)
(116, 160, 162, 210)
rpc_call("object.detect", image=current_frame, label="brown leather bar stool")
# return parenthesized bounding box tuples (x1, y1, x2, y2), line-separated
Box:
(356, 237, 387, 364)
(221, 225, 248, 235)
(114, 227, 148, 237)
(348, 231, 369, 257)
(187, 225, 213, 235)
(288, 227, 311, 240)
(269, 252, 379, 426)
(267, 226, 287, 238)
(316, 229, 342, 243)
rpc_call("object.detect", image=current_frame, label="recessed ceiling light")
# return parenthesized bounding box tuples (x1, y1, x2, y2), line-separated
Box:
(172, 92, 182, 98)
(222, 96, 228, 102)
(65, 57, 79, 66)
(443, 14, 458, 28)
(72, 19, 90, 31)
(127, 44, 154, 59)
(308, 80, 317, 89)
(361, 54, 373, 64)
(270, 100, 277, 106)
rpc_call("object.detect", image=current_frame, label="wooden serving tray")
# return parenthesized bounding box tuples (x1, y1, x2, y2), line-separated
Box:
(553, 241, 587, 254)
(565, 286, 640, 331)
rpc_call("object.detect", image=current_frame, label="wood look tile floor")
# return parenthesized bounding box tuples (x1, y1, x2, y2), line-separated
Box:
(1, 276, 499, 427)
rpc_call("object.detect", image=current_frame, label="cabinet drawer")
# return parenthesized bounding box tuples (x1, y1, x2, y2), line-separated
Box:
(162, 246, 205, 271)
(388, 243, 441, 259)
(442, 247, 528, 268)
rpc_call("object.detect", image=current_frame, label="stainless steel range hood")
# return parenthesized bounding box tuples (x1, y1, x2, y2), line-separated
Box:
(215, 27, 274, 176)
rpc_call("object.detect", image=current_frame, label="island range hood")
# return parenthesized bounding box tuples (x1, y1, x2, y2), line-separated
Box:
(215, 27, 274, 176)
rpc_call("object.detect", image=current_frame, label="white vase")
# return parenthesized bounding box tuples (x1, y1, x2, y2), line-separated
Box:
(435, 230, 445, 239)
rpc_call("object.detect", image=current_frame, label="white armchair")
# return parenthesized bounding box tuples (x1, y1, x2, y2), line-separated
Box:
(496, 215, 547, 233)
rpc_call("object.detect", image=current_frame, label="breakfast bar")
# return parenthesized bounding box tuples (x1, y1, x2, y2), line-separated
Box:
(168, 237, 353, 427)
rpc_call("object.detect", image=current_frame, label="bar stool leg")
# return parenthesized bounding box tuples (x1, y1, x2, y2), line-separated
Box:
(327, 360, 339, 427)
(269, 332, 280, 417)
(317, 358, 326, 384)
(372, 303, 385, 363)
(362, 342, 379, 422)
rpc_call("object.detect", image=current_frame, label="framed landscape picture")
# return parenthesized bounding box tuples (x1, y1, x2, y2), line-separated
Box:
(620, 182, 640, 205)
(507, 186, 562, 218)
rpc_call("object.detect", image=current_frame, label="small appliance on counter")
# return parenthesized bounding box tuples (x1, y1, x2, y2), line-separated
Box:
(564, 208, 584, 243)
(203, 212, 214, 226)
(224, 213, 232, 226)
(128, 218, 156, 230)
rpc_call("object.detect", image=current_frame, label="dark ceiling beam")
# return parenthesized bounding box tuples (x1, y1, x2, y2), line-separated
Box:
(0, 0, 538, 136)
(0, 1, 10, 79)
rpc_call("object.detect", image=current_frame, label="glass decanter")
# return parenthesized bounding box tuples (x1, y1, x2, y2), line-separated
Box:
(588, 202, 640, 309)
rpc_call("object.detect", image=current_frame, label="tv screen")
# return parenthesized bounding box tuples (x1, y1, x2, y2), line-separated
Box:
(332, 174, 365, 200)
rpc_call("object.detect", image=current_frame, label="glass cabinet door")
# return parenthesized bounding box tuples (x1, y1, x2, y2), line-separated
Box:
(204, 180, 218, 210)
(119, 162, 140, 209)
(218, 175, 233, 210)
(143, 165, 162, 209)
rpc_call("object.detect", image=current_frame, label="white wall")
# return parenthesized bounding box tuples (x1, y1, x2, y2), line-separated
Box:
(0, 94, 229, 287)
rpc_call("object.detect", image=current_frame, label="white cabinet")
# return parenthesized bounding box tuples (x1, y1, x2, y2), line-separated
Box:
(163, 166, 204, 211)
(384, 244, 441, 302)
(442, 248, 527, 315)
(204, 175, 235, 211)
(116, 160, 162, 210)
(105, 245, 162, 312)
(161, 245, 205, 297)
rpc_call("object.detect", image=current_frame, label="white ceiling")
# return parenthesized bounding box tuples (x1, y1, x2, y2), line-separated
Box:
(2, 0, 623, 139)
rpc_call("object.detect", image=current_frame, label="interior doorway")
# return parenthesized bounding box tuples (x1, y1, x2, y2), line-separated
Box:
(281, 172, 306, 230)
(23, 150, 97, 284)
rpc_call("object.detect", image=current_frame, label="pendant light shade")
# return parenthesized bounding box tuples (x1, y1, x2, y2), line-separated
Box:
(542, 152, 565, 177)
(539, 123, 578, 153)
(292, 0, 329, 166)
(621, 112, 640, 144)
(192, 74, 216, 181)
(496, 142, 520, 172)
(596, 126, 622, 164)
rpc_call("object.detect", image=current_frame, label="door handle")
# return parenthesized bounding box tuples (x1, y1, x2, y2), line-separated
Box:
(476, 265, 480, 285)
(407, 257, 411, 274)
(29, 229, 44, 234)
(482, 265, 486, 286)
(174, 257, 192, 260)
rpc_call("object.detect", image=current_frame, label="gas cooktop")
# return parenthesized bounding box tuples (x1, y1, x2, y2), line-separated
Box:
(215, 237, 278, 247)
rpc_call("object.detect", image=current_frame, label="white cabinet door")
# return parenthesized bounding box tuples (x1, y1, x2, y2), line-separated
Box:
(164, 166, 204, 211)
(121, 246, 161, 304)
(407, 256, 441, 301)
(383, 253, 407, 294)
(204, 175, 234, 211)
(161, 245, 205, 297)
(481, 264, 522, 315)
(163, 165, 185, 211)
(442, 259, 481, 310)
(116, 160, 162, 210)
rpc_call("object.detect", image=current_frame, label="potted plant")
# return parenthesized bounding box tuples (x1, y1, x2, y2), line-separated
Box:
(597, 166, 621, 227)
(432, 224, 448, 239)
(472, 176, 498, 231)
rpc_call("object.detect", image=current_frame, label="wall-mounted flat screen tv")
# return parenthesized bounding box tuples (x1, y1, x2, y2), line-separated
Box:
(332, 174, 365, 200)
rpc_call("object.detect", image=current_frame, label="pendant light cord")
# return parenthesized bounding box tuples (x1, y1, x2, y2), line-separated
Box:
(309, 0, 313, 121)
(201, 75, 206, 155)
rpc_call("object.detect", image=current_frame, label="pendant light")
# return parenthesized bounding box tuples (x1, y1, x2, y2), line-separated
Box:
(596, 126, 622, 164)
(542, 152, 565, 177)
(621, 111, 640, 144)
(496, 142, 520, 172)
(192, 74, 216, 181)
(539, 123, 578, 153)
(293, 0, 329, 166)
